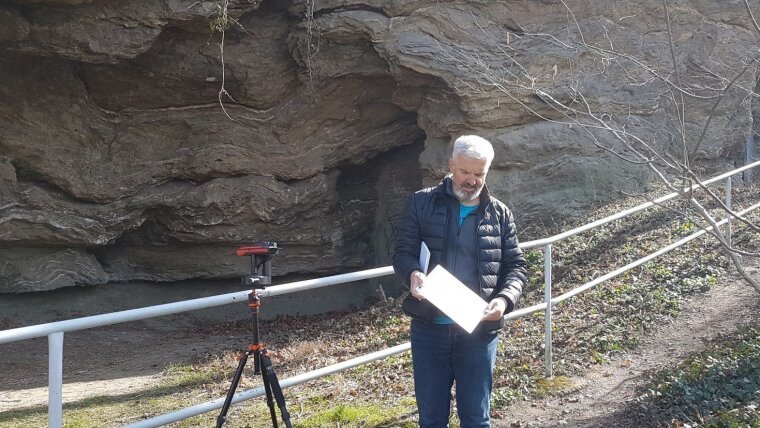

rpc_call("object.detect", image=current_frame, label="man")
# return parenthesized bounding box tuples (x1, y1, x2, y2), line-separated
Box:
(393, 135, 527, 428)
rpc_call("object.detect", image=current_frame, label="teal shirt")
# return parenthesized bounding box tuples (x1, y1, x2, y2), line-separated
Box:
(458, 204, 478, 226)
(432, 203, 479, 325)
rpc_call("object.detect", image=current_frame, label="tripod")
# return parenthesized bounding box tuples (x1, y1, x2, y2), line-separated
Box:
(216, 242, 292, 428)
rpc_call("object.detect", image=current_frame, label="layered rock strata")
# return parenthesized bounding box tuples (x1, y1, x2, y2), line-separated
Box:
(0, 0, 757, 292)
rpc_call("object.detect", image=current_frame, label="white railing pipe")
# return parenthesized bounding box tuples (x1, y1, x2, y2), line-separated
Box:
(4, 163, 758, 346)
(543, 244, 553, 378)
(725, 178, 732, 248)
(505, 302, 546, 320)
(553, 201, 760, 304)
(124, 342, 411, 428)
(521, 159, 760, 250)
(0, 267, 395, 345)
(48, 332, 64, 428)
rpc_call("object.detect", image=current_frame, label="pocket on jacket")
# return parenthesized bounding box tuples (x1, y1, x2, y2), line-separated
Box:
(401, 295, 439, 321)
(482, 317, 505, 335)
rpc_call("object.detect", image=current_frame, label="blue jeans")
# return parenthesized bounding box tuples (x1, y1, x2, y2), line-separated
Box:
(410, 319, 499, 428)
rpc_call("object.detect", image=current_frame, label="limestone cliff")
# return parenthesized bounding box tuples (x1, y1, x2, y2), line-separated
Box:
(0, 0, 757, 292)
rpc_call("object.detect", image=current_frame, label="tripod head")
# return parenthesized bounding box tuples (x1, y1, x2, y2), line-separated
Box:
(237, 241, 279, 288)
(220, 241, 292, 428)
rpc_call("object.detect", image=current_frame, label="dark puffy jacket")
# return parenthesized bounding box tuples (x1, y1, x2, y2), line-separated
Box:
(392, 175, 527, 329)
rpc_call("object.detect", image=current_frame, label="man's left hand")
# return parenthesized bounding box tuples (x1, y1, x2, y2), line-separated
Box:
(482, 298, 506, 321)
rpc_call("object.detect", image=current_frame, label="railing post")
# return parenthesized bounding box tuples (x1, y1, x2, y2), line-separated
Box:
(48, 332, 64, 428)
(544, 243, 553, 378)
(746, 132, 755, 182)
(725, 177, 732, 249)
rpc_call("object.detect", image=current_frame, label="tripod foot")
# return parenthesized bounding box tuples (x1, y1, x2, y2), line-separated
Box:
(261, 351, 292, 428)
(215, 415, 226, 428)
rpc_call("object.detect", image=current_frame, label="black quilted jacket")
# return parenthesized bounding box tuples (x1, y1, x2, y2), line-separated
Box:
(392, 175, 527, 327)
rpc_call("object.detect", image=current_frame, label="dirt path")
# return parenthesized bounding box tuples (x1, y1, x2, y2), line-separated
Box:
(494, 262, 760, 428)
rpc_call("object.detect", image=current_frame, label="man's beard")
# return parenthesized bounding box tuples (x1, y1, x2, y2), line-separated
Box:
(453, 182, 483, 203)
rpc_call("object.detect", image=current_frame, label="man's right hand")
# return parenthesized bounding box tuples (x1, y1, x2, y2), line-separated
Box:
(410, 270, 426, 300)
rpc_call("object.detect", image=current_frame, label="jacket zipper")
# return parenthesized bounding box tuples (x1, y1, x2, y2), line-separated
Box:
(441, 200, 451, 266)
(453, 211, 462, 271)
(476, 209, 483, 294)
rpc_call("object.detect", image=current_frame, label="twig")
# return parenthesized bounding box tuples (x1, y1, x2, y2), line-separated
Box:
(745, 0, 760, 35)
(689, 198, 760, 293)
(688, 53, 760, 162)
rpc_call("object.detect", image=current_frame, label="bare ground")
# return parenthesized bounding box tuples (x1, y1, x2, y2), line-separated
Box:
(0, 314, 243, 411)
(1, 263, 758, 426)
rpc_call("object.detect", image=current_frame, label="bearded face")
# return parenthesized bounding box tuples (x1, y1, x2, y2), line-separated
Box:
(452, 179, 483, 203)
(449, 154, 490, 204)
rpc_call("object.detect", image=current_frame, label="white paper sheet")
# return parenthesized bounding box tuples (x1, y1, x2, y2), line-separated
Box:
(417, 265, 488, 333)
(419, 241, 431, 274)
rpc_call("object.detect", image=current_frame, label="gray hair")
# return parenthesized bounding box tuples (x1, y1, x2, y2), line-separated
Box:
(452, 135, 494, 163)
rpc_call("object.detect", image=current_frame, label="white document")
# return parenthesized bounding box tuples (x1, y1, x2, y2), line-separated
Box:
(417, 265, 488, 334)
(419, 241, 431, 274)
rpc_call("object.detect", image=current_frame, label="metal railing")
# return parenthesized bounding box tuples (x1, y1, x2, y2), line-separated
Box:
(1, 159, 758, 427)
(518, 160, 760, 377)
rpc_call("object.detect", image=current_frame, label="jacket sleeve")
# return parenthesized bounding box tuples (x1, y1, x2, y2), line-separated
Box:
(392, 193, 422, 286)
(496, 207, 527, 313)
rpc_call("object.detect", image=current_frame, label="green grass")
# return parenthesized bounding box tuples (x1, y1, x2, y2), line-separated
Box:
(162, 362, 220, 387)
(534, 376, 574, 398)
(636, 318, 760, 427)
(297, 403, 415, 428)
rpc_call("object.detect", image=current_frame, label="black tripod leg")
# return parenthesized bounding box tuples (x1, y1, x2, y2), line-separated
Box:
(260, 353, 279, 428)
(261, 352, 293, 428)
(216, 350, 251, 428)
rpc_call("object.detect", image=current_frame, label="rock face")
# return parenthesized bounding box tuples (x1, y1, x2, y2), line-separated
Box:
(0, 0, 757, 292)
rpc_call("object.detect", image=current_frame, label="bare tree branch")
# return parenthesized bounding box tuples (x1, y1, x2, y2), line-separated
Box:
(662, 0, 689, 170)
(433, 3, 760, 294)
(581, 44, 723, 100)
(693, 57, 760, 100)
(688, 53, 760, 162)
(559, 0, 586, 45)
(684, 170, 760, 233)
(689, 198, 760, 293)
(745, 0, 760, 35)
